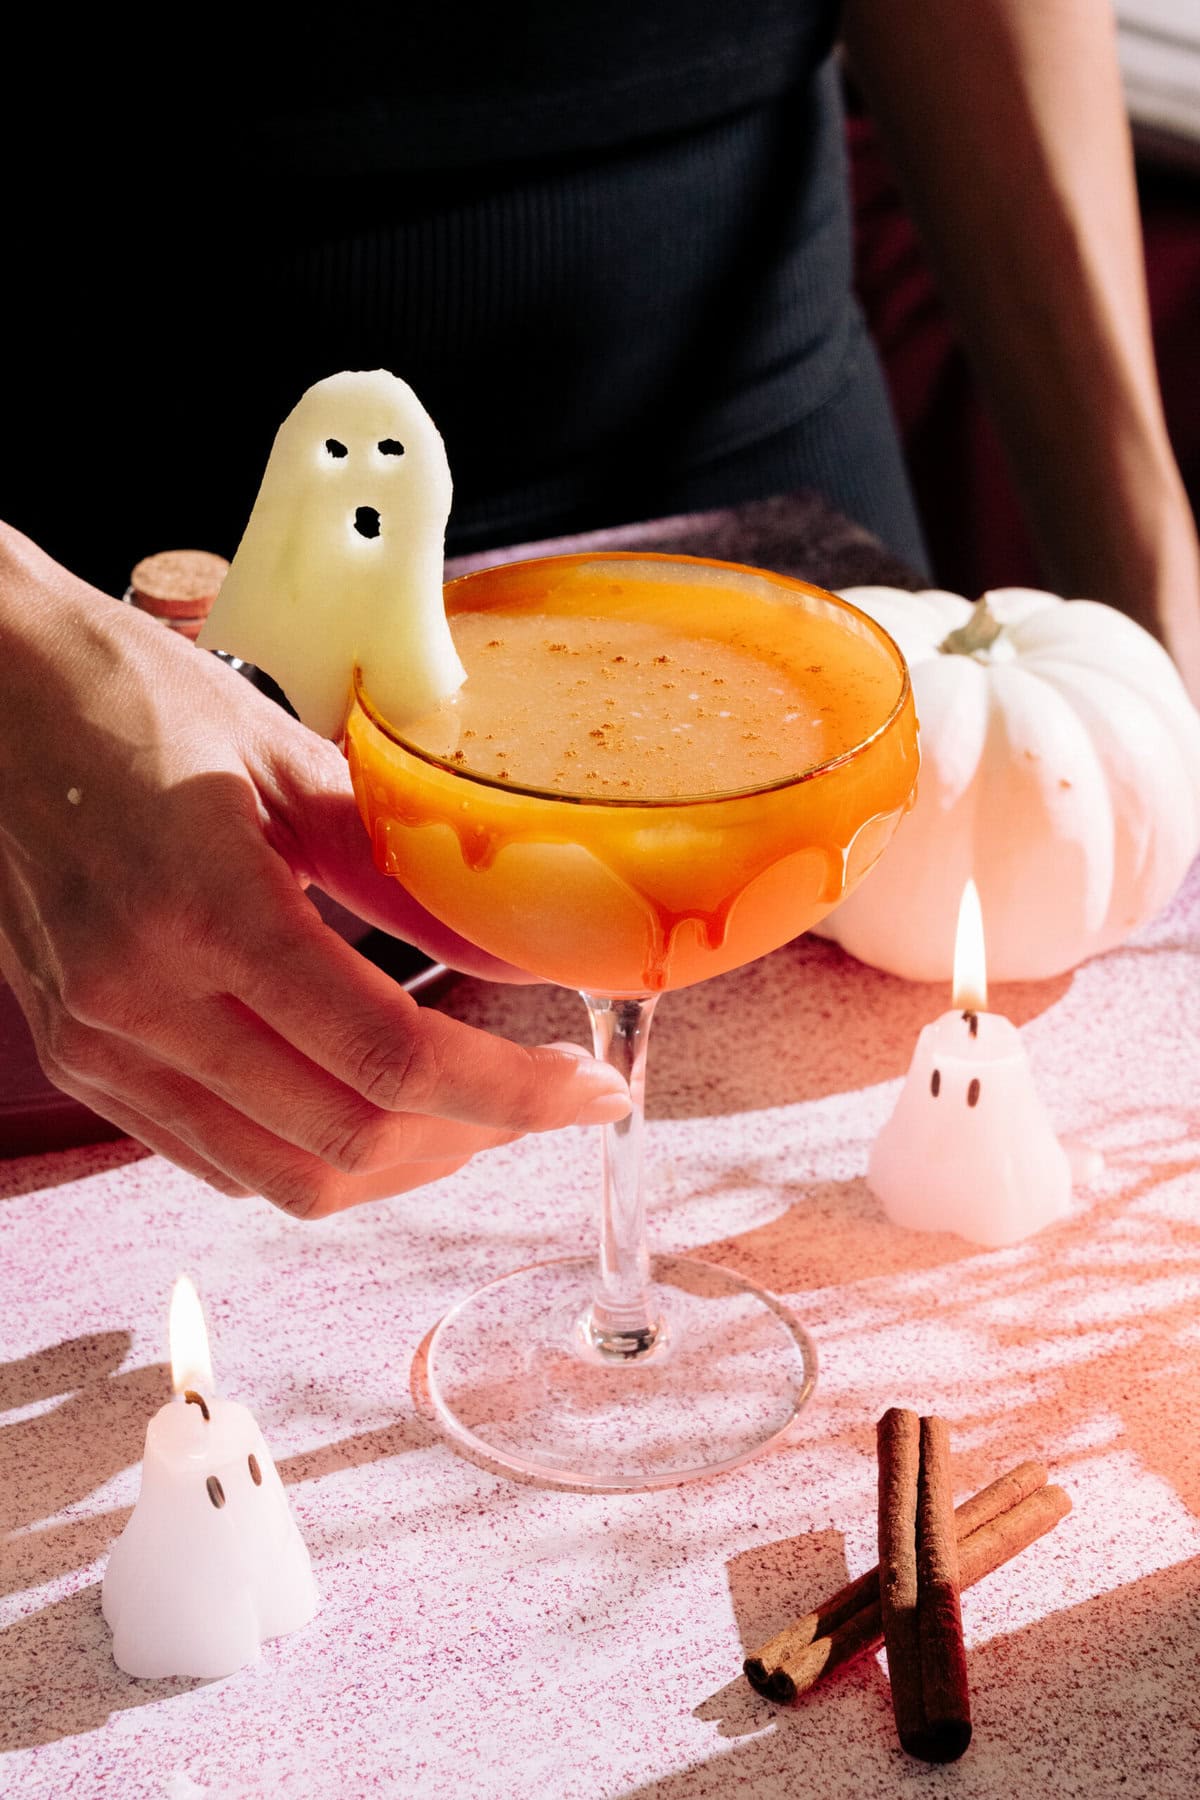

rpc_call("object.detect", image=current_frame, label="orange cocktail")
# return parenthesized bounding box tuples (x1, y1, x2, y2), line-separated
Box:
(345, 553, 917, 997)
(345, 552, 917, 1492)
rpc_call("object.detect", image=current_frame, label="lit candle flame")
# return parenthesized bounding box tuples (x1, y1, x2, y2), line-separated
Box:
(169, 1274, 215, 1396)
(952, 879, 987, 1012)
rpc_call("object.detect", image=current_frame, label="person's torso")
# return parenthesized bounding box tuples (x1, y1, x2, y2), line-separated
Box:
(8, 2, 854, 583)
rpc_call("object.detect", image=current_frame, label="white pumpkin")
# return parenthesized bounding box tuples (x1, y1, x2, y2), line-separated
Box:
(817, 587, 1200, 982)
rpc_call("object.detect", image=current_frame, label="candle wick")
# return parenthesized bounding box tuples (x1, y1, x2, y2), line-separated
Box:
(962, 1011, 979, 1038)
(184, 1389, 211, 1421)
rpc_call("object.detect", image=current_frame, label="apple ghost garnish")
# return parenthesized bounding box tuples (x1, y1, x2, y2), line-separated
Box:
(199, 370, 465, 738)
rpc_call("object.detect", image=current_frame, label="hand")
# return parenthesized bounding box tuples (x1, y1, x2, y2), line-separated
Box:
(0, 526, 629, 1216)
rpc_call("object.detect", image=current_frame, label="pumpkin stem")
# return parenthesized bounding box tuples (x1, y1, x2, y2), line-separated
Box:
(939, 597, 1004, 658)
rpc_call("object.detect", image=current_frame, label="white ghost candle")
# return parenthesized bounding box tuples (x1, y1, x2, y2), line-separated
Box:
(198, 369, 465, 738)
(102, 1276, 319, 1680)
(868, 881, 1073, 1247)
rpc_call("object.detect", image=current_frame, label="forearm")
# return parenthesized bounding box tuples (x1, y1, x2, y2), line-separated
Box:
(842, 0, 1198, 639)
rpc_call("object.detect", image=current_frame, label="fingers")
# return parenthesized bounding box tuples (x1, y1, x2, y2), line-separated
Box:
(56, 1034, 526, 1218)
(44, 1072, 254, 1199)
(145, 991, 446, 1173)
(230, 911, 630, 1134)
(23, 888, 626, 1217)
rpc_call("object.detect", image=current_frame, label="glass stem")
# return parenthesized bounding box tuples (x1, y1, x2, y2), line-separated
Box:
(580, 992, 662, 1360)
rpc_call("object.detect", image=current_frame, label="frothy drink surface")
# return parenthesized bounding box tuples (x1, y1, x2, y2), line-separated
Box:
(407, 577, 896, 800)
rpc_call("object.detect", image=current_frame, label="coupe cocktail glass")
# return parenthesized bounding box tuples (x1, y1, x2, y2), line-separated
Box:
(345, 553, 917, 1489)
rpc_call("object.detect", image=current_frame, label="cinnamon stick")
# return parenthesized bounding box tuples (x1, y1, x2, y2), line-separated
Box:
(746, 1456, 1047, 1690)
(957, 1481, 1071, 1587)
(877, 1408, 926, 1752)
(744, 1475, 1070, 1704)
(912, 1415, 971, 1762)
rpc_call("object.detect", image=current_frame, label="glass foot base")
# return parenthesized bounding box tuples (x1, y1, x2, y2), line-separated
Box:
(426, 1254, 818, 1491)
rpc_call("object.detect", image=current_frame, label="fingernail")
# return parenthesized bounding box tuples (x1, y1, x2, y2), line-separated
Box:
(541, 1042, 631, 1123)
(574, 1090, 634, 1126)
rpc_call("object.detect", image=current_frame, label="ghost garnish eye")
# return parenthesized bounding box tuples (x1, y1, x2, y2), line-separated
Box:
(248, 1454, 263, 1487)
(967, 1078, 981, 1108)
(930, 1069, 941, 1098)
(354, 506, 381, 539)
(325, 438, 348, 458)
(206, 1476, 226, 1509)
(378, 438, 405, 456)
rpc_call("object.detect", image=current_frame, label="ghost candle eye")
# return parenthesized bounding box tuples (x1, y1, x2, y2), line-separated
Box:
(248, 1453, 263, 1487)
(206, 1475, 226, 1509)
(325, 438, 348, 459)
(378, 438, 405, 457)
(930, 1069, 941, 1098)
(967, 1078, 981, 1108)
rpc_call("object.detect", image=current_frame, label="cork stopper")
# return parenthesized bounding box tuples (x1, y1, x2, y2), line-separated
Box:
(130, 549, 230, 640)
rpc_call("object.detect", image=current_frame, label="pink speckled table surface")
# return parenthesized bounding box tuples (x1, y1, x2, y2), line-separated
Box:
(3, 854, 1199, 1799)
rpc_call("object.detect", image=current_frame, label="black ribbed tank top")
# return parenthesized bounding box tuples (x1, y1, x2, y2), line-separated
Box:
(7, 2, 926, 586)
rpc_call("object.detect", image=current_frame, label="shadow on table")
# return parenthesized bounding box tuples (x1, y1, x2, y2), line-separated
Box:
(687, 1172, 978, 1289)
(438, 934, 1073, 1120)
(655, 939, 1075, 1121)
(0, 1583, 207, 1752)
(0, 1137, 148, 1200)
(618, 1556, 1200, 1799)
(1, 1327, 442, 1751)
(679, 1087, 1200, 1519)
(2, 1327, 438, 1596)
(0, 1335, 168, 1547)
(702, 1525, 875, 1743)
